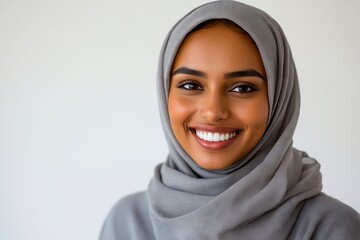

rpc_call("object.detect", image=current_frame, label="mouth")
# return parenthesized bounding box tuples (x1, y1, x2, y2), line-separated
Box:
(191, 129, 239, 142)
(189, 127, 242, 151)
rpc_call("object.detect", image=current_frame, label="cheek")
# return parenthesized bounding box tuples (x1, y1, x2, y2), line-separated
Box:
(168, 94, 195, 129)
(234, 98, 269, 129)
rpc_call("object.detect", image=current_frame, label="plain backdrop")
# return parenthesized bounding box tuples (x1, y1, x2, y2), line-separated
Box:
(1, 0, 359, 239)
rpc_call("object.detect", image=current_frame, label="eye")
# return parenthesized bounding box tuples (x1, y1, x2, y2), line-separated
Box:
(177, 81, 203, 91)
(230, 84, 257, 94)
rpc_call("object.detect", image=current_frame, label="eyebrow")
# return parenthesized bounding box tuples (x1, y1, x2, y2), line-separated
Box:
(172, 67, 265, 80)
(172, 67, 206, 78)
(224, 69, 265, 80)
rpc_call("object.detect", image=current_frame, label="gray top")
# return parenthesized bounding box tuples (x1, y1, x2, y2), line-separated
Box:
(100, 0, 360, 239)
(99, 191, 360, 240)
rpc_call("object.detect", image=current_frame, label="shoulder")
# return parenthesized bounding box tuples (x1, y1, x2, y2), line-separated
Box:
(291, 192, 360, 240)
(303, 193, 360, 228)
(99, 191, 156, 240)
(110, 191, 150, 220)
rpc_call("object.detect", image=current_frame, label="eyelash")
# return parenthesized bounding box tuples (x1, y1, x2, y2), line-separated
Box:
(176, 81, 257, 94)
(177, 80, 203, 91)
(230, 84, 257, 93)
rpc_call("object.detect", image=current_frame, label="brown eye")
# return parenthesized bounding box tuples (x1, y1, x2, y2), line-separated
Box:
(177, 81, 203, 91)
(230, 84, 257, 94)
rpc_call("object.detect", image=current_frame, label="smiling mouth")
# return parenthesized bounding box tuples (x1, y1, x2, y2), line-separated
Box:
(190, 128, 241, 142)
(192, 129, 239, 142)
(189, 127, 241, 150)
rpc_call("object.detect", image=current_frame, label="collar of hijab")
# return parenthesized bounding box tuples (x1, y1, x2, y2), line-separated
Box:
(147, 1, 322, 239)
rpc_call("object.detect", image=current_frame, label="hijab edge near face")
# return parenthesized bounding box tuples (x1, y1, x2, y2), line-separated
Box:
(157, 0, 297, 175)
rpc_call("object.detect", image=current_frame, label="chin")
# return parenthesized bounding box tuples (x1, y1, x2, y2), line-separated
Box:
(194, 157, 238, 170)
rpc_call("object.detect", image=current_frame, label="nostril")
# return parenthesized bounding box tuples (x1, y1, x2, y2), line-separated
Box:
(200, 107, 230, 122)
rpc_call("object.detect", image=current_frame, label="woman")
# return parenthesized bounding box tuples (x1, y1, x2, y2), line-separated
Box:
(100, 1, 360, 239)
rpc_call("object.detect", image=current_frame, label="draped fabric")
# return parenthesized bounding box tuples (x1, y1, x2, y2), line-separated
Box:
(147, 1, 322, 239)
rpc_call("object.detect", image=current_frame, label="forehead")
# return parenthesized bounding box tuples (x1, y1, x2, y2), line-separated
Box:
(172, 24, 265, 74)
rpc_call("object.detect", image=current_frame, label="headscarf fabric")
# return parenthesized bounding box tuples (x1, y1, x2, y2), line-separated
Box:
(148, 1, 322, 239)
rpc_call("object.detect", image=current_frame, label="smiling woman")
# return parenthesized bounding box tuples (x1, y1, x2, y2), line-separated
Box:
(99, 1, 360, 240)
(168, 22, 268, 170)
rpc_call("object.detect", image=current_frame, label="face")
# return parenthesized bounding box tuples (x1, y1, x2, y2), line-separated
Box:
(168, 24, 269, 170)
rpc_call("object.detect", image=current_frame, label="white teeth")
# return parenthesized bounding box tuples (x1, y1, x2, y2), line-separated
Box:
(195, 130, 237, 142)
(207, 132, 213, 141)
(213, 133, 220, 142)
(225, 133, 229, 140)
(220, 133, 225, 141)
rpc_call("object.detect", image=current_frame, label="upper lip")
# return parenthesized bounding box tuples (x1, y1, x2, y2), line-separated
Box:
(189, 125, 241, 133)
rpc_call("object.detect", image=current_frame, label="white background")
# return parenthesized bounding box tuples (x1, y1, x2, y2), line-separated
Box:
(1, 0, 359, 239)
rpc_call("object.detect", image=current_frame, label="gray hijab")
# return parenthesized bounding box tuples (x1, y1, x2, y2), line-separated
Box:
(148, 1, 322, 239)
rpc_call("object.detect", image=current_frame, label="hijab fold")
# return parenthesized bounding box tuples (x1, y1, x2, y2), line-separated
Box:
(147, 1, 322, 239)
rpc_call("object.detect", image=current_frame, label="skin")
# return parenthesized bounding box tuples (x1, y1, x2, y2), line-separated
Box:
(168, 24, 269, 170)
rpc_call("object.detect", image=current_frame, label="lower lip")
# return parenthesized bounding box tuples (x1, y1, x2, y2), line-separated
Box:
(191, 131, 240, 151)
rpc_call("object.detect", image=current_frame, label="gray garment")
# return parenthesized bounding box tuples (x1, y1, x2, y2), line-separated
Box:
(99, 191, 360, 240)
(100, 0, 360, 239)
(149, 1, 323, 239)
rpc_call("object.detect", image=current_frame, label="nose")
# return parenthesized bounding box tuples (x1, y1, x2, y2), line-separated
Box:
(200, 92, 230, 123)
